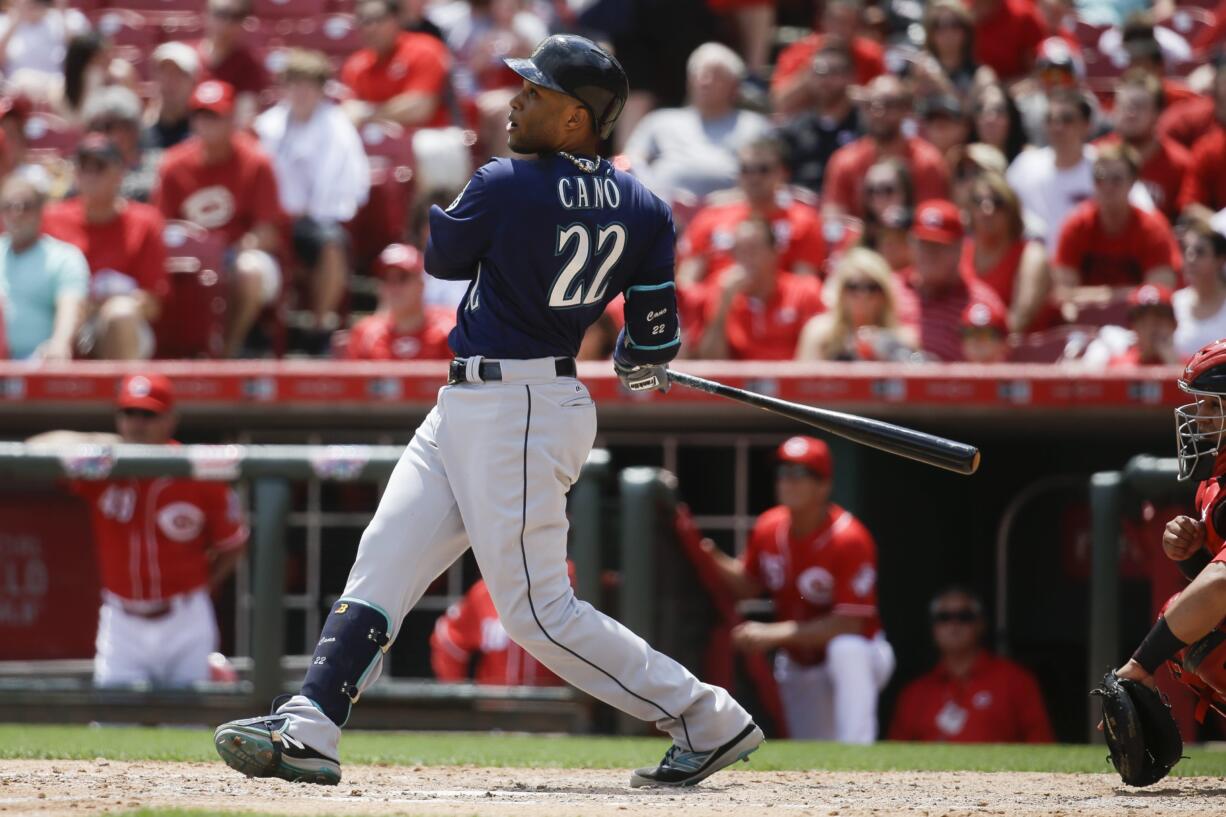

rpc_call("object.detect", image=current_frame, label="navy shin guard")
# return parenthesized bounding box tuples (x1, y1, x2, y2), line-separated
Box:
(300, 598, 392, 727)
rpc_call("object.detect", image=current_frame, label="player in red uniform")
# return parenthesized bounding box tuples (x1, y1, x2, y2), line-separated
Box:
(700, 436, 894, 741)
(889, 587, 1053, 742)
(1115, 340, 1226, 697)
(28, 374, 248, 687)
(342, 244, 454, 361)
(430, 561, 578, 687)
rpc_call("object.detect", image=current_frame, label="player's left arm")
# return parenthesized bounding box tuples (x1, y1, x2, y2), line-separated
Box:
(1119, 560, 1226, 685)
(613, 206, 681, 391)
(424, 163, 498, 280)
(206, 486, 249, 591)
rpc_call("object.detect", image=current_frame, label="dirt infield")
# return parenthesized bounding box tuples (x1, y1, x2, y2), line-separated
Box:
(0, 760, 1223, 817)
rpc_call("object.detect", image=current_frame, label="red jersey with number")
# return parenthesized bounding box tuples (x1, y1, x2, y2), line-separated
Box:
(344, 308, 455, 360)
(705, 270, 823, 360)
(888, 652, 1054, 742)
(69, 474, 248, 601)
(741, 503, 881, 666)
(42, 198, 170, 302)
(972, 0, 1048, 81)
(341, 32, 452, 129)
(1054, 201, 1180, 287)
(771, 33, 885, 91)
(678, 195, 827, 283)
(154, 133, 284, 247)
(430, 570, 574, 687)
(823, 137, 950, 218)
(1180, 123, 1226, 213)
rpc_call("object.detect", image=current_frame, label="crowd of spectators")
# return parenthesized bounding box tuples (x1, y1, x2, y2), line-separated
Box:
(0, 0, 1222, 366)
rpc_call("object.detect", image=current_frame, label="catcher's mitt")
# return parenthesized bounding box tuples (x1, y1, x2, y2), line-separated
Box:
(1091, 671, 1183, 787)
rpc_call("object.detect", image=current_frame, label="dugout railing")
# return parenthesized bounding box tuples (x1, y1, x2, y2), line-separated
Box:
(0, 441, 612, 732)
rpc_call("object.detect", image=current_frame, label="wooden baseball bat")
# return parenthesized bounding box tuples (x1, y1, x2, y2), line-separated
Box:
(667, 370, 980, 475)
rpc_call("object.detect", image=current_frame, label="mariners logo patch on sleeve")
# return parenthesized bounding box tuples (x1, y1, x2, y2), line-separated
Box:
(446, 182, 471, 212)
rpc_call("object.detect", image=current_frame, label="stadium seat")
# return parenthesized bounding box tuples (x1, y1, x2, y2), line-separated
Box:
(1165, 7, 1217, 43)
(155, 13, 205, 44)
(1008, 325, 1096, 364)
(285, 14, 362, 58)
(254, 0, 326, 20)
(109, 0, 206, 12)
(23, 113, 80, 156)
(155, 220, 228, 359)
(92, 9, 159, 50)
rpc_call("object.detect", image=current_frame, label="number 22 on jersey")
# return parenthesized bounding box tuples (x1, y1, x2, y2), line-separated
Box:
(548, 223, 627, 308)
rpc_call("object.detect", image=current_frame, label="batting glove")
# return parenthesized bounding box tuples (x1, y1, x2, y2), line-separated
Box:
(613, 358, 670, 393)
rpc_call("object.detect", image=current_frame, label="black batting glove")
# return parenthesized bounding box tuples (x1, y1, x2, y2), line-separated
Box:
(613, 356, 670, 393)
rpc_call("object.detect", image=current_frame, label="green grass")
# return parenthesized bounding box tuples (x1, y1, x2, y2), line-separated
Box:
(3, 724, 1226, 776)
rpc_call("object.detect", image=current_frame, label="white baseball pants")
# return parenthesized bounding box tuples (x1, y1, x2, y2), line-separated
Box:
(94, 589, 217, 688)
(283, 360, 751, 759)
(774, 632, 895, 743)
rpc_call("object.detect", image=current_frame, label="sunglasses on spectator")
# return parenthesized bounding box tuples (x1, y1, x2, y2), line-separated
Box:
(932, 608, 979, 624)
(90, 119, 128, 132)
(1044, 110, 1080, 126)
(865, 183, 898, 196)
(119, 408, 160, 420)
(931, 16, 963, 30)
(974, 103, 1007, 119)
(77, 159, 113, 174)
(1185, 242, 1209, 260)
(776, 463, 820, 480)
(209, 7, 245, 20)
(358, 11, 390, 25)
(844, 280, 883, 294)
(739, 162, 776, 176)
(1, 198, 39, 214)
(973, 194, 1003, 212)
(812, 61, 845, 77)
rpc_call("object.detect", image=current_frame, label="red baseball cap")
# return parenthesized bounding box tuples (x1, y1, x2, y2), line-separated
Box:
(189, 80, 235, 116)
(776, 435, 832, 479)
(911, 199, 964, 245)
(961, 299, 1008, 335)
(1128, 284, 1174, 320)
(117, 374, 174, 414)
(374, 243, 424, 278)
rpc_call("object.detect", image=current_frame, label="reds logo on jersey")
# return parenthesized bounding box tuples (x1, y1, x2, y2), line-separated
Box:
(157, 501, 206, 542)
(182, 185, 236, 230)
(391, 336, 423, 359)
(796, 566, 835, 605)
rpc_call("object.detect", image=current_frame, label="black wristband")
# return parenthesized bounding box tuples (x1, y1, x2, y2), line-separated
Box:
(1178, 548, 1213, 581)
(1131, 616, 1188, 674)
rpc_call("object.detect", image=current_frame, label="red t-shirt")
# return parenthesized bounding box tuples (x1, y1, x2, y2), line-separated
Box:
(901, 270, 1004, 362)
(972, 0, 1048, 82)
(70, 475, 247, 601)
(1180, 123, 1226, 213)
(888, 652, 1054, 743)
(1054, 201, 1179, 288)
(706, 270, 824, 360)
(42, 198, 170, 302)
(193, 41, 269, 98)
(678, 195, 828, 282)
(430, 577, 564, 686)
(341, 32, 452, 129)
(1095, 134, 1190, 222)
(822, 137, 950, 218)
(742, 503, 881, 666)
(1159, 97, 1216, 151)
(960, 238, 1027, 308)
(154, 134, 284, 248)
(771, 33, 886, 92)
(344, 308, 455, 360)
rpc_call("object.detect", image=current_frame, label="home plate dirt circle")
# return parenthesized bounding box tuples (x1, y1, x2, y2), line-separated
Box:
(0, 760, 1222, 816)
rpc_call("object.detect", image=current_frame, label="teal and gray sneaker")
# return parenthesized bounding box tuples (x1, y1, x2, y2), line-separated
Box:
(214, 703, 340, 786)
(629, 722, 764, 787)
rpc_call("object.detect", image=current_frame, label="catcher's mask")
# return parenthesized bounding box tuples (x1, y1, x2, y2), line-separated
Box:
(1175, 339, 1226, 481)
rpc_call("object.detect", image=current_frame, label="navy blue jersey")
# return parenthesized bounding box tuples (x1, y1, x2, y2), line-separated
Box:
(425, 153, 680, 363)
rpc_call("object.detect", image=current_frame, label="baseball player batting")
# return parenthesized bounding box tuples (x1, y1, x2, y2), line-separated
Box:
(214, 34, 763, 788)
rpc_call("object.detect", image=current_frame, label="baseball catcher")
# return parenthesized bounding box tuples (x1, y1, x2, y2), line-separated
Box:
(1097, 338, 1226, 784)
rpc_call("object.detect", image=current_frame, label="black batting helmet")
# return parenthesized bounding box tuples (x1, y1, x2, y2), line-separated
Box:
(505, 35, 629, 140)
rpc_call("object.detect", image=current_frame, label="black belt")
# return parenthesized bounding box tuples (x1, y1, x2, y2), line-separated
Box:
(448, 357, 576, 385)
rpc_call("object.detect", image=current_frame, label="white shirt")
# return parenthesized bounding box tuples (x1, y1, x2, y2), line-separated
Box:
(1172, 287, 1226, 359)
(1006, 145, 1154, 255)
(0, 8, 87, 77)
(255, 100, 370, 223)
(623, 106, 771, 201)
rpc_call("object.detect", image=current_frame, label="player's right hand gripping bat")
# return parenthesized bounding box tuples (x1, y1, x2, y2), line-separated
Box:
(668, 370, 980, 476)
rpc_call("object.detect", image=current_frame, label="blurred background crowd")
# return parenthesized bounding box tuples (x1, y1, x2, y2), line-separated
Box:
(0, 0, 1223, 366)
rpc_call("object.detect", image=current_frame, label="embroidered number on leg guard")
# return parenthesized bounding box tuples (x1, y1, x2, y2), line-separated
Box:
(300, 598, 391, 727)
